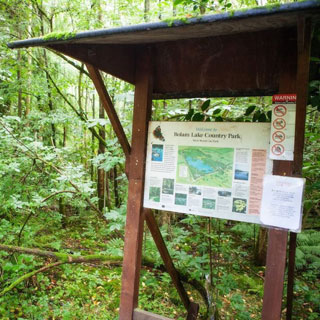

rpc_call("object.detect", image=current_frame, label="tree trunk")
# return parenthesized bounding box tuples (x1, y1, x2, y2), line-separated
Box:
(144, 0, 150, 22)
(17, 50, 22, 118)
(91, 94, 96, 181)
(97, 100, 105, 212)
(38, 8, 56, 147)
(254, 227, 268, 266)
(113, 166, 120, 207)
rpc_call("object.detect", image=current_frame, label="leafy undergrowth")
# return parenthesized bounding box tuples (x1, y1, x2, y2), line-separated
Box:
(0, 208, 319, 319)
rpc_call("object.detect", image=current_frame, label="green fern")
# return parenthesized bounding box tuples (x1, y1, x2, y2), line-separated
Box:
(296, 230, 320, 272)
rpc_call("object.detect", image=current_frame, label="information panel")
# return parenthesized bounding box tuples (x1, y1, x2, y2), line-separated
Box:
(143, 122, 273, 224)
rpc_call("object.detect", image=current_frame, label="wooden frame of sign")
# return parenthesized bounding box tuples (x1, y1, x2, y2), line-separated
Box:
(8, 2, 319, 319)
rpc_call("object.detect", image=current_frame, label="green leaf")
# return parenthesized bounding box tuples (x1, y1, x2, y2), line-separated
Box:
(213, 108, 221, 115)
(201, 99, 210, 112)
(173, 0, 184, 6)
(258, 113, 267, 122)
(244, 105, 256, 116)
(192, 113, 205, 121)
(185, 108, 194, 120)
(252, 110, 261, 122)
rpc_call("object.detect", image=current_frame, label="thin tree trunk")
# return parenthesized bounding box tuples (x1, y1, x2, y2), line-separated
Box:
(97, 100, 105, 212)
(39, 8, 56, 147)
(144, 0, 150, 22)
(91, 94, 96, 181)
(254, 227, 268, 266)
(113, 166, 120, 207)
(17, 50, 22, 118)
(158, 0, 162, 20)
(63, 126, 67, 147)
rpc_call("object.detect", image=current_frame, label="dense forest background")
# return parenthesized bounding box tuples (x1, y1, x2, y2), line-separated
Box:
(0, 0, 319, 319)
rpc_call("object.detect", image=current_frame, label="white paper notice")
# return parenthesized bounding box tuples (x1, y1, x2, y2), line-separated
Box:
(260, 175, 305, 232)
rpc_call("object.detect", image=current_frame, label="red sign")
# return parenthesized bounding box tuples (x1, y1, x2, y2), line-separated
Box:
(273, 118, 286, 130)
(271, 144, 285, 156)
(272, 94, 296, 103)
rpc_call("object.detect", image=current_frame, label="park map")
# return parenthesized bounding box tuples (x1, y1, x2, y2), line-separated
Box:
(176, 146, 234, 188)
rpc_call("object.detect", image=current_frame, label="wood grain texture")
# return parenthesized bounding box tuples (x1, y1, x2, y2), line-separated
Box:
(145, 209, 191, 310)
(48, 44, 135, 84)
(86, 64, 131, 160)
(286, 18, 312, 320)
(133, 309, 173, 320)
(261, 21, 296, 320)
(262, 229, 288, 320)
(293, 18, 312, 176)
(153, 28, 295, 98)
(119, 47, 153, 320)
(262, 17, 312, 320)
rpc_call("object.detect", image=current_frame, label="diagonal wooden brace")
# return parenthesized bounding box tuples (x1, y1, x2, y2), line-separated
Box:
(145, 209, 199, 318)
(86, 63, 131, 161)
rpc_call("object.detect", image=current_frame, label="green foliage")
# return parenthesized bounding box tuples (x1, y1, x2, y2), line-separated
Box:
(296, 230, 320, 271)
(0, 1, 319, 319)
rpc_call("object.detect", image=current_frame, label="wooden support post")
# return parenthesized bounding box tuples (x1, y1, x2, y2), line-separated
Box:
(262, 17, 312, 320)
(119, 48, 153, 320)
(86, 63, 131, 160)
(262, 229, 288, 320)
(144, 209, 191, 310)
(286, 17, 312, 320)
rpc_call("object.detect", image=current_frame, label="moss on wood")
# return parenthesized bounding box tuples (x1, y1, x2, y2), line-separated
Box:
(42, 31, 77, 41)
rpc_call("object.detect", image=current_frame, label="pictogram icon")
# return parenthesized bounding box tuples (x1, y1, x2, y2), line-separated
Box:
(274, 105, 287, 117)
(271, 144, 285, 156)
(272, 131, 285, 143)
(273, 118, 286, 130)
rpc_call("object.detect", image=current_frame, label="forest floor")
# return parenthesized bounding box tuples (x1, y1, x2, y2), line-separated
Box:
(0, 207, 319, 320)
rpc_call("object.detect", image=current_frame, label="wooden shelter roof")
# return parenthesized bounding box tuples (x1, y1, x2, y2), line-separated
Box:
(7, 0, 320, 48)
(7, 1, 320, 99)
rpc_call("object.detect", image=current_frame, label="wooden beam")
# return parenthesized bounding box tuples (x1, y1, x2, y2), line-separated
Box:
(86, 64, 131, 160)
(153, 28, 295, 98)
(293, 18, 312, 176)
(119, 47, 153, 320)
(261, 19, 297, 320)
(286, 17, 312, 320)
(262, 229, 288, 320)
(48, 43, 135, 84)
(133, 309, 173, 320)
(144, 209, 191, 310)
(262, 17, 312, 320)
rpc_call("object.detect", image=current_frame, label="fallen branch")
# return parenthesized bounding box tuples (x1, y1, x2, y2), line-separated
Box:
(0, 244, 208, 308)
(0, 244, 122, 264)
(0, 262, 64, 296)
